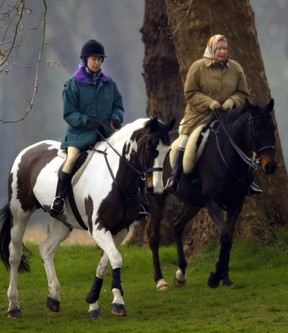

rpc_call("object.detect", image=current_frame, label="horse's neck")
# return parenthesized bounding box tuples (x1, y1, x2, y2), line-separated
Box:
(96, 138, 140, 194)
(228, 112, 250, 151)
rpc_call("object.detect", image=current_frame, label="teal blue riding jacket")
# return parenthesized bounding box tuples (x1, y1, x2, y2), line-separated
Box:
(60, 64, 124, 150)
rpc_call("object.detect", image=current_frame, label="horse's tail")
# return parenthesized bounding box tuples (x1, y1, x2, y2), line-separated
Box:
(0, 204, 31, 273)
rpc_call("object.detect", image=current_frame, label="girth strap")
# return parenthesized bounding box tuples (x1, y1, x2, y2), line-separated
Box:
(67, 184, 88, 230)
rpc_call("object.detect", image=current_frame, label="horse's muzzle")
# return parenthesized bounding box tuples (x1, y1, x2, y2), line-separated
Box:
(145, 167, 164, 194)
(259, 147, 277, 175)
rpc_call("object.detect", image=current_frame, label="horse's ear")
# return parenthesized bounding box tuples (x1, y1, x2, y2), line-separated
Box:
(167, 118, 176, 131)
(266, 98, 274, 113)
(147, 117, 159, 132)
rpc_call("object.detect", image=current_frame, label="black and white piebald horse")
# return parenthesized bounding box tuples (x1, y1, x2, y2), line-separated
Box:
(147, 99, 277, 290)
(0, 117, 174, 319)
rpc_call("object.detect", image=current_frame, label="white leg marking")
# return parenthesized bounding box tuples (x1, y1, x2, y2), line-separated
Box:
(88, 301, 100, 312)
(156, 279, 169, 290)
(112, 288, 125, 305)
(174, 268, 187, 286)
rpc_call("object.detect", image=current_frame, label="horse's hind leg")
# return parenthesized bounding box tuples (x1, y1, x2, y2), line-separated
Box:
(7, 210, 31, 318)
(39, 219, 71, 312)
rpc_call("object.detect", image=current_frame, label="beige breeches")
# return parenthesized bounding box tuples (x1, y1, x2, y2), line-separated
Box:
(62, 146, 81, 174)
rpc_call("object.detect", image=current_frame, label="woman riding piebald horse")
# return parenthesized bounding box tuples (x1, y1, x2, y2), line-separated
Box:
(51, 39, 147, 218)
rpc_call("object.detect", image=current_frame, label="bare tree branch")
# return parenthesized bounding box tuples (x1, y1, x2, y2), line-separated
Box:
(0, 0, 47, 124)
(169, 0, 193, 36)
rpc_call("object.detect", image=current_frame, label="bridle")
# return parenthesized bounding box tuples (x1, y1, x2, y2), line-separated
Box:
(213, 109, 275, 180)
(93, 126, 165, 187)
(247, 114, 275, 154)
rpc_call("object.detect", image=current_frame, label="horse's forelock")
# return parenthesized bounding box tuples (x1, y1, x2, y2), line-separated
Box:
(144, 117, 171, 145)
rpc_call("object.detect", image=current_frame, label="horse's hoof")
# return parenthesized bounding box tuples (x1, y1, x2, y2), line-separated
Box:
(222, 277, 235, 288)
(208, 272, 220, 288)
(46, 297, 60, 312)
(174, 277, 186, 287)
(156, 279, 169, 290)
(174, 269, 186, 287)
(112, 303, 127, 316)
(7, 308, 22, 319)
(87, 309, 103, 319)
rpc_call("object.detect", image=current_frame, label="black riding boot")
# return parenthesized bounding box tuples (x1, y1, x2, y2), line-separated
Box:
(51, 171, 72, 215)
(164, 148, 184, 193)
(247, 181, 263, 196)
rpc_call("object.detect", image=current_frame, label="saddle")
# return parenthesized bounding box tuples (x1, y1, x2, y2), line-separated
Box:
(170, 120, 217, 174)
(55, 148, 100, 229)
(58, 148, 95, 185)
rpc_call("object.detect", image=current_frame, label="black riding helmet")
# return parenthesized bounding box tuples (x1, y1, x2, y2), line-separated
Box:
(80, 40, 106, 65)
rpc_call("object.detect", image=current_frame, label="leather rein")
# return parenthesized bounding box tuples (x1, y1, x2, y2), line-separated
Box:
(212, 109, 274, 181)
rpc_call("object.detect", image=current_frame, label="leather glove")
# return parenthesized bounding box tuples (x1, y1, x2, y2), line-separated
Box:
(87, 118, 102, 129)
(222, 98, 234, 111)
(110, 118, 121, 131)
(209, 100, 221, 110)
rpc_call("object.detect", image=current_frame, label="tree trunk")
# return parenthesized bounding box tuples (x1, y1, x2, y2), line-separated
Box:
(141, 0, 185, 124)
(133, 0, 288, 250)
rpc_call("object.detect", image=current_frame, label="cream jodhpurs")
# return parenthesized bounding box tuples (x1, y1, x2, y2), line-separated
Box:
(62, 146, 81, 174)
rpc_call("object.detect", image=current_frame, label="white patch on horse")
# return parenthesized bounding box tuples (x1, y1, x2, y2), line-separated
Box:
(125, 139, 138, 160)
(153, 141, 171, 193)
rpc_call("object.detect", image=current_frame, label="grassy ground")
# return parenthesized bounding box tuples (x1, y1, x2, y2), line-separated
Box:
(0, 228, 287, 333)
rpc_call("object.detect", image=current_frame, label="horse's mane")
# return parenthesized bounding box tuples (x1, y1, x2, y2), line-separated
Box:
(225, 104, 247, 123)
(106, 118, 149, 146)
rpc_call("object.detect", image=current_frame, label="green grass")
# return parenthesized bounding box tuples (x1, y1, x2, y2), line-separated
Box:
(0, 228, 288, 333)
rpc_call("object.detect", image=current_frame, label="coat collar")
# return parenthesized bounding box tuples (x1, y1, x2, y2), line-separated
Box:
(203, 57, 230, 68)
(73, 64, 110, 84)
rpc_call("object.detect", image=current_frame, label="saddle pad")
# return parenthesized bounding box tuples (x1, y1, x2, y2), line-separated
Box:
(170, 123, 208, 175)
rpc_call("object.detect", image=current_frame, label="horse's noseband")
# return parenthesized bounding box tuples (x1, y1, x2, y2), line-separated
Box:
(145, 167, 164, 173)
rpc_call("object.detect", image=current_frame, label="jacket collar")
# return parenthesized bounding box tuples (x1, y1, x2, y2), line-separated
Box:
(203, 57, 229, 68)
(73, 63, 110, 84)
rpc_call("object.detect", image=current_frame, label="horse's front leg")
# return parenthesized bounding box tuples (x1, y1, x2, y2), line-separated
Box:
(39, 219, 71, 312)
(147, 194, 168, 290)
(92, 227, 128, 316)
(86, 251, 109, 319)
(173, 206, 201, 287)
